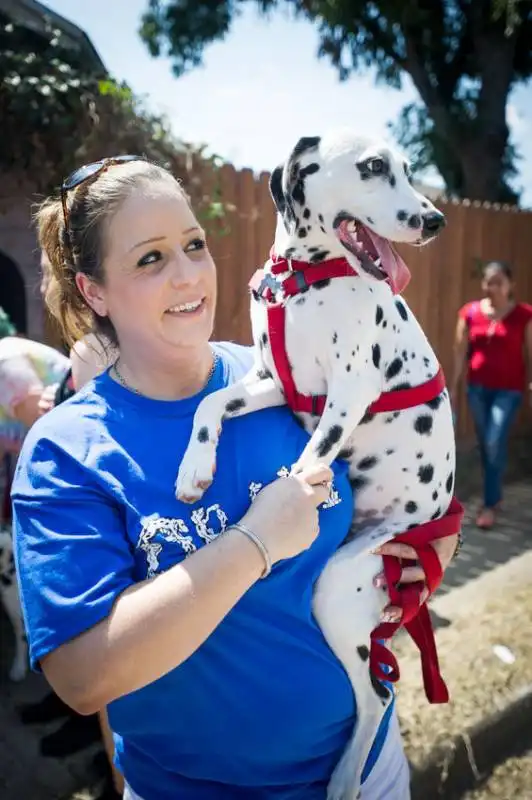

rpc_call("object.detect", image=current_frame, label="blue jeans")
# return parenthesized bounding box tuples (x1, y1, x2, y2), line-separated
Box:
(466, 384, 522, 508)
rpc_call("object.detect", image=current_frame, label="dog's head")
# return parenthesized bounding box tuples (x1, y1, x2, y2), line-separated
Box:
(269, 130, 446, 294)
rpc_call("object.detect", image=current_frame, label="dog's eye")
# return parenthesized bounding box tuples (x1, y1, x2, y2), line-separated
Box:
(368, 158, 385, 174)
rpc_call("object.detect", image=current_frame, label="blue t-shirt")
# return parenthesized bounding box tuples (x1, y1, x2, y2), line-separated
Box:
(12, 342, 393, 799)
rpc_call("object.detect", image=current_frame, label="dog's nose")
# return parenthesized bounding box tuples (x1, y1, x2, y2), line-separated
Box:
(422, 210, 446, 238)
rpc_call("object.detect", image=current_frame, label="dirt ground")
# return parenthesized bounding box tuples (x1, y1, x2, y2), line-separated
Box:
(396, 565, 532, 771)
(462, 744, 532, 799)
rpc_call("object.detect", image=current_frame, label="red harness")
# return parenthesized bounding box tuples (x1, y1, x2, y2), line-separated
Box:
(249, 253, 464, 704)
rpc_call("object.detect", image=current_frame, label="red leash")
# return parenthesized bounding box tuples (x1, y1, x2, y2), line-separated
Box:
(370, 496, 463, 703)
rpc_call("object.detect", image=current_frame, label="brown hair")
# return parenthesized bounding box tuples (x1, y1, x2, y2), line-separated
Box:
(35, 159, 186, 347)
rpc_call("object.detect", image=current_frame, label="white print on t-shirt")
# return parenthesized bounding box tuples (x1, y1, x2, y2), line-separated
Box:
(137, 473, 341, 578)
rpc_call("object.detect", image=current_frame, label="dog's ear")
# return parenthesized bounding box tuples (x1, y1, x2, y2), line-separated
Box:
(269, 137, 321, 233)
(269, 165, 286, 217)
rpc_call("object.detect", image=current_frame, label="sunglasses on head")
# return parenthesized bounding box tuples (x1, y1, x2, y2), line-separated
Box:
(60, 154, 144, 247)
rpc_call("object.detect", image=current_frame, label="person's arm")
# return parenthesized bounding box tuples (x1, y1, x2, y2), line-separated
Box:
(450, 315, 469, 404)
(0, 353, 44, 428)
(12, 435, 330, 716)
(525, 319, 532, 406)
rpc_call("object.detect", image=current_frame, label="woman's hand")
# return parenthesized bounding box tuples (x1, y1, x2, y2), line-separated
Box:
(372, 533, 460, 623)
(241, 463, 333, 566)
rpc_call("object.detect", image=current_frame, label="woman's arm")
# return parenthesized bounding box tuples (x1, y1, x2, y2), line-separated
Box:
(450, 316, 469, 402)
(38, 468, 330, 716)
(525, 320, 532, 405)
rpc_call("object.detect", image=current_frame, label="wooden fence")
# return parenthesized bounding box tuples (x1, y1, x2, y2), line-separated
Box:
(202, 163, 532, 441)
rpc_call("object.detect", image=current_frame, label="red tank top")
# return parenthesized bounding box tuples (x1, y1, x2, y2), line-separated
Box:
(459, 301, 532, 391)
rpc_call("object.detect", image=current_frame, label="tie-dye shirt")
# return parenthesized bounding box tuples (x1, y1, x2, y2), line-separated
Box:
(0, 336, 69, 451)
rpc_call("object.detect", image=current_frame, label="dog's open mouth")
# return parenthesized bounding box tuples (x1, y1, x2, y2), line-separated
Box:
(333, 213, 411, 295)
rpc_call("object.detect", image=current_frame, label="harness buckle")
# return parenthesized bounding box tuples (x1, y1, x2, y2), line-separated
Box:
(258, 272, 282, 299)
(294, 271, 309, 292)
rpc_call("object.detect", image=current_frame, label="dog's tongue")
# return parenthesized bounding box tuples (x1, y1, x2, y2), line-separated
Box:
(365, 228, 411, 295)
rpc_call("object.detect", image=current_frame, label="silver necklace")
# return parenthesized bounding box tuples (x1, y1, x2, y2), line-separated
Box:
(112, 353, 218, 397)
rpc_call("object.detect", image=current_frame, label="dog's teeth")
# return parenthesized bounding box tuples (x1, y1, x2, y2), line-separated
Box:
(375, 257, 382, 267)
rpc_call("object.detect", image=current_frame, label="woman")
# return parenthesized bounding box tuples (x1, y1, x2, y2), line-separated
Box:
(12, 157, 458, 800)
(451, 261, 532, 529)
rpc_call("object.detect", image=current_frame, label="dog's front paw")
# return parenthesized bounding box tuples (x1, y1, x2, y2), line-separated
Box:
(175, 443, 217, 503)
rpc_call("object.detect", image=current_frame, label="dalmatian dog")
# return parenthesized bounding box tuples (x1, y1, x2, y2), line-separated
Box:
(0, 524, 28, 681)
(175, 129, 455, 799)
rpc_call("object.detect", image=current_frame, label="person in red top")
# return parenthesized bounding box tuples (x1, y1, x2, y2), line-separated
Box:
(451, 261, 532, 529)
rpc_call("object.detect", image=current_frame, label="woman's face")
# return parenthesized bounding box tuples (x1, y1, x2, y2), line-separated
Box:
(79, 183, 217, 360)
(482, 266, 513, 305)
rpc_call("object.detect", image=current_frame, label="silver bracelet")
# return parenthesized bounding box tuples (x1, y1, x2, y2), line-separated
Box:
(230, 522, 272, 579)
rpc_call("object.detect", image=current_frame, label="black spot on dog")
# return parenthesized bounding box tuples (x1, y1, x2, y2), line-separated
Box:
(414, 414, 433, 435)
(391, 382, 412, 391)
(303, 208, 310, 219)
(301, 162, 320, 178)
(423, 357, 431, 367)
(328, 401, 334, 409)
(316, 425, 343, 457)
(257, 368, 272, 380)
(295, 297, 306, 305)
(350, 474, 370, 491)
(397, 210, 408, 222)
(416, 452, 423, 459)
(357, 456, 378, 471)
(226, 398, 246, 414)
(292, 136, 321, 160)
(371, 671, 391, 700)
(286, 247, 296, 257)
(332, 332, 338, 344)
(313, 278, 331, 290)
(367, 216, 375, 225)
(431, 507, 442, 520)
(310, 250, 330, 263)
(360, 410, 376, 425)
(197, 426, 209, 443)
(432, 490, 439, 501)
(308, 246, 318, 253)
(426, 394, 443, 410)
(389, 174, 397, 188)
(446, 473, 454, 494)
(386, 449, 395, 456)
(408, 214, 421, 229)
(375, 305, 384, 325)
(405, 500, 418, 514)
(320, 225, 326, 234)
(386, 358, 403, 380)
(418, 464, 434, 484)
(298, 228, 307, 238)
(261, 332, 268, 346)
(372, 344, 381, 369)
(357, 645, 370, 662)
(346, 364, 351, 372)
(338, 447, 354, 460)
(395, 300, 408, 321)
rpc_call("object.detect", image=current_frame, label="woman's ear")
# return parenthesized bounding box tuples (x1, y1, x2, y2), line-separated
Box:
(75, 273, 108, 318)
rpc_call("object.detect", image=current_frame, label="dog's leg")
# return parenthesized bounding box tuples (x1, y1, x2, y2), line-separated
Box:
(314, 545, 393, 800)
(291, 370, 381, 474)
(2, 583, 28, 682)
(176, 372, 285, 502)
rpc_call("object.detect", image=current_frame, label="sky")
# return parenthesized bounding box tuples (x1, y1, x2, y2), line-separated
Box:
(44, 0, 532, 206)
